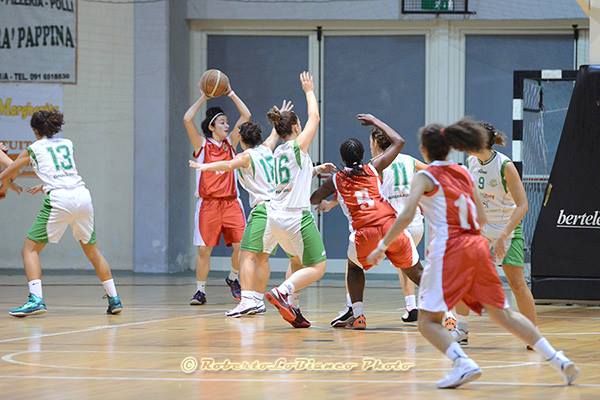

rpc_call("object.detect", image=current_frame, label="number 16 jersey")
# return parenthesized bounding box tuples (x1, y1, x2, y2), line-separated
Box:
(270, 140, 313, 210)
(27, 138, 84, 193)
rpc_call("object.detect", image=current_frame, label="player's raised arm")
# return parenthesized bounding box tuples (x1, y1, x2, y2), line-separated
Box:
(183, 92, 208, 153)
(226, 86, 252, 149)
(361, 115, 405, 174)
(295, 72, 320, 153)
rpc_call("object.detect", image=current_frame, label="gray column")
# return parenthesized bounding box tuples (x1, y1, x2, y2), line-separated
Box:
(134, 0, 191, 273)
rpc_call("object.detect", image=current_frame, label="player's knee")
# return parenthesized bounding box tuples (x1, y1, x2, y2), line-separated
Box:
(311, 261, 326, 278)
(198, 246, 212, 258)
(81, 243, 100, 261)
(417, 315, 430, 333)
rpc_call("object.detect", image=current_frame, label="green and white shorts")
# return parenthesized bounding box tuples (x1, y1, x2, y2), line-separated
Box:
(240, 203, 278, 255)
(263, 206, 326, 266)
(28, 186, 96, 245)
(483, 222, 524, 267)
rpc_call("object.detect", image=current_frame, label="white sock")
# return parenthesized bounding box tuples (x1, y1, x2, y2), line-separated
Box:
(102, 279, 118, 297)
(277, 280, 295, 296)
(28, 279, 43, 298)
(252, 291, 264, 301)
(196, 281, 206, 292)
(228, 270, 239, 281)
(533, 337, 557, 361)
(346, 292, 352, 308)
(241, 290, 253, 299)
(445, 342, 468, 361)
(351, 301, 364, 318)
(405, 295, 416, 311)
(240, 290, 254, 305)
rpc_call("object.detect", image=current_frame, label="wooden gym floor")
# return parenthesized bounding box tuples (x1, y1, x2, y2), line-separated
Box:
(0, 272, 599, 400)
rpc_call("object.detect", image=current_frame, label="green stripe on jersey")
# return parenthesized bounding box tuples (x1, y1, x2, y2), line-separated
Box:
(27, 146, 37, 166)
(250, 156, 256, 178)
(293, 140, 302, 168)
(500, 159, 510, 193)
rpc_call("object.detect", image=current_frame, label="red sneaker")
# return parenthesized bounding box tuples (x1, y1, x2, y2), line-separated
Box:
(265, 288, 296, 324)
(290, 307, 311, 328)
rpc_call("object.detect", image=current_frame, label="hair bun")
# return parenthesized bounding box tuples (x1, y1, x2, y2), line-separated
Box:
(266, 107, 282, 124)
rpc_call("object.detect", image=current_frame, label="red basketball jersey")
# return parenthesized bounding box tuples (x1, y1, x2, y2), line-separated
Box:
(333, 163, 397, 231)
(194, 137, 238, 199)
(418, 161, 481, 243)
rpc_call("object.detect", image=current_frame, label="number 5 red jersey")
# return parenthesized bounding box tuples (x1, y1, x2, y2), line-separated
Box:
(333, 163, 397, 232)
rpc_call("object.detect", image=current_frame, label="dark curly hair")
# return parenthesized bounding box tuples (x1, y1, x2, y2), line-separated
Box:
(201, 107, 226, 138)
(239, 121, 263, 148)
(419, 118, 486, 161)
(30, 109, 64, 138)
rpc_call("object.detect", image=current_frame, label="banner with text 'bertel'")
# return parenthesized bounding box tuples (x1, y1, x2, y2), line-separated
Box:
(531, 65, 600, 301)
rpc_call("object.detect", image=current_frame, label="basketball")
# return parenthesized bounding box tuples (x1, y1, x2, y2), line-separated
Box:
(200, 69, 230, 97)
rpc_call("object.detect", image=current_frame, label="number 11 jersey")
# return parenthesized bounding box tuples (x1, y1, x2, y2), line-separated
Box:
(418, 161, 481, 247)
(27, 138, 84, 193)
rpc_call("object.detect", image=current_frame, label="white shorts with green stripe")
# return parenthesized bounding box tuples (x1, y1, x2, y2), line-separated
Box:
(265, 207, 326, 266)
(240, 203, 278, 255)
(28, 186, 96, 244)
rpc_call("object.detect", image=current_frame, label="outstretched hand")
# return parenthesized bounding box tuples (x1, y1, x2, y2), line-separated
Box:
(492, 237, 508, 261)
(316, 199, 337, 213)
(0, 142, 7, 153)
(315, 163, 337, 175)
(280, 99, 294, 113)
(366, 246, 386, 266)
(357, 113, 378, 127)
(27, 184, 44, 195)
(9, 181, 22, 194)
(189, 160, 204, 170)
(300, 71, 314, 93)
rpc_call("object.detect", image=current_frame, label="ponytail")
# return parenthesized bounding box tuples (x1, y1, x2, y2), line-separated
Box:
(419, 118, 486, 161)
(339, 138, 367, 178)
(480, 121, 507, 148)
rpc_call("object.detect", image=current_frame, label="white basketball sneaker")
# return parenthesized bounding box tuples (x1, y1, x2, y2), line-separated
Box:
(225, 299, 258, 318)
(437, 357, 482, 389)
(549, 351, 579, 385)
